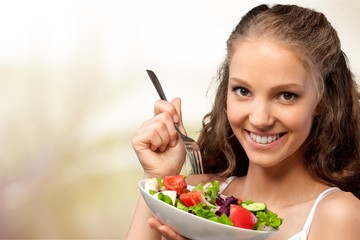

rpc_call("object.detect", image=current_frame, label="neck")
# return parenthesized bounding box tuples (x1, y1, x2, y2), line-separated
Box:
(240, 158, 326, 208)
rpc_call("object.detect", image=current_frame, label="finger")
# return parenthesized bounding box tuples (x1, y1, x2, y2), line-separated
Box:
(155, 112, 179, 148)
(154, 99, 179, 124)
(170, 97, 187, 135)
(132, 126, 163, 152)
(139, 114, 178, 151)
(147, 217, 163, 229)
(149, 113, 179, 150)
(148, 218, 188, 240)
(158, 225, 189, 240)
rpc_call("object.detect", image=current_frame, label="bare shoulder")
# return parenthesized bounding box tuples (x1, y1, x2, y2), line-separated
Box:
(318, 190, 360, 216)
(185, 174, 226, 186)
(311, 190, 360, 239)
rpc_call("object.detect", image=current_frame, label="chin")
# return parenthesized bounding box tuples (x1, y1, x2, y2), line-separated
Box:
(247, 154, 283, 168)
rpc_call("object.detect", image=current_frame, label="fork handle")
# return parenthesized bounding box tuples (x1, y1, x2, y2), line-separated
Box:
(146, 69, 187, 137)
(146, 70, 168, 101)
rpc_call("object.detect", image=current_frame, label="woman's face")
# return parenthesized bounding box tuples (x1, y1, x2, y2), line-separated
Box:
(227, 38, 318, 168)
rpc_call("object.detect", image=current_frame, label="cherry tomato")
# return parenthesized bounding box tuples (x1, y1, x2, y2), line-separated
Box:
(179, 190, 204, 207)
(163, 175, 188, 195)
(229, 204, 257, 229)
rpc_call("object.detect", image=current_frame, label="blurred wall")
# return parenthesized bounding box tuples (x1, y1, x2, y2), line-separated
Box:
(0, 0, 358, 239)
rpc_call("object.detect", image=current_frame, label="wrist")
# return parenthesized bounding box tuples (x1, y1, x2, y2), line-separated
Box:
(143, 170, 181, 179)
(142, 172, 167, 179)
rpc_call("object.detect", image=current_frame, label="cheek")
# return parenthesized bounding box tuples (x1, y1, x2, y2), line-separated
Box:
(226, 102, 245, 126)
(284, 109, 314, 134)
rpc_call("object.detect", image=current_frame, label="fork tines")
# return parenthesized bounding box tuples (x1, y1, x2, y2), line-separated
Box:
(184, 142, 203, 174)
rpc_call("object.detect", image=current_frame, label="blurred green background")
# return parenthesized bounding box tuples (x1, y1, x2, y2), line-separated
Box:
(0, 0, 358, 239)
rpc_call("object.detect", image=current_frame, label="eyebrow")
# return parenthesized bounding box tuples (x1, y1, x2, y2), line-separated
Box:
(229, 77, 249, 86)
(229, 77, 304, 91)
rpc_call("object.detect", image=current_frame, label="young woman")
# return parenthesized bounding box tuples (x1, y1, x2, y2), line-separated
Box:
(126, 4, 360, 240)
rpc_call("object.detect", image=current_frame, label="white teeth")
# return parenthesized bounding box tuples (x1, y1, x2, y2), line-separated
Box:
(250, 132, 280, 144)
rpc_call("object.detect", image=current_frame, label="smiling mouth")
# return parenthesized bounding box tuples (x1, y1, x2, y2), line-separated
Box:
(249, 132, 285, 144)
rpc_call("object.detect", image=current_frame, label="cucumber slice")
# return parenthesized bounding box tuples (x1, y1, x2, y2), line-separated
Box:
(241, 202, 266, 212)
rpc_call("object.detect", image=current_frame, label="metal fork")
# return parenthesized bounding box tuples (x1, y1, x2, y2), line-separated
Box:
(146, 69, 204, 174)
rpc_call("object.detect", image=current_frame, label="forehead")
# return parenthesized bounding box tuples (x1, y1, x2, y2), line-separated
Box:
(229, 38, 310, 87)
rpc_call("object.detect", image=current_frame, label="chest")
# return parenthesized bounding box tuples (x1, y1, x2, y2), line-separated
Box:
(267, 201, 315, 239)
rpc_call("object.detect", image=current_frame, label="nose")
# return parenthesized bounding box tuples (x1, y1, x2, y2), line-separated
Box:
(249, 100, 274, 130)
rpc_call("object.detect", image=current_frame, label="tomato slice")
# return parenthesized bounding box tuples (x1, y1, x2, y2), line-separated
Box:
(229, 204, 257, 229)
(162, 175, 188, 195)
(179, 190, 204, 207)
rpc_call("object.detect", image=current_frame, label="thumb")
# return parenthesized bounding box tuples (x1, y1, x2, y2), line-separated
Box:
(170, 97, 187, 135)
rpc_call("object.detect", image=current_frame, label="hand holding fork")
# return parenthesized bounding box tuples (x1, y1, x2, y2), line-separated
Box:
(146, 70, 204, 174)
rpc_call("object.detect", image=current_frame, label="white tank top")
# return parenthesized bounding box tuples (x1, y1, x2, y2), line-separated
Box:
(219, 177, 340, 240)
(288, 187, 340, 239)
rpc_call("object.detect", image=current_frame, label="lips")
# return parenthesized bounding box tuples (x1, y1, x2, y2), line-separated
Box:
(249, 132, 281, 144)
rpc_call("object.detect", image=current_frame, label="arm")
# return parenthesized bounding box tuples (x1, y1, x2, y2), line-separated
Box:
(126, 195, 188, 240)
(125, 98, 187, 239)
(125, 195, 161, 240)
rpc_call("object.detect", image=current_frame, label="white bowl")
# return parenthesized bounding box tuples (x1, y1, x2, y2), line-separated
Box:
(139, 179, 277, 240)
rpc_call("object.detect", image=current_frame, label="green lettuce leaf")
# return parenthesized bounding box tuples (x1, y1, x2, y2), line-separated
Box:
(205, 180, 220, 203)
(175, 199, 189, 212)
(157, 192, 172, 205)
(193, 180, 220, 204)
(255, 209, 283, 230)
(188, 204, 232, 226)
(157, 177, 164, 189)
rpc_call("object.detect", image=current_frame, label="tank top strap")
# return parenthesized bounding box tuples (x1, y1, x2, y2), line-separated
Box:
(219, 176, 237, 194)
(302, 187, 340, 236)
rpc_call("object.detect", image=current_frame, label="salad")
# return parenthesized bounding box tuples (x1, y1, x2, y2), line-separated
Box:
(144, 175, 283, 231)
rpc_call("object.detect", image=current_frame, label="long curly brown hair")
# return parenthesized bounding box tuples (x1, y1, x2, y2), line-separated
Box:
(198, 4, 360, 198)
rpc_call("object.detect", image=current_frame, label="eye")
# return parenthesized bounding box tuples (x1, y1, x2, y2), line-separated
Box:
(278, 92, 298, 101)
(234, 87, 251, 97)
